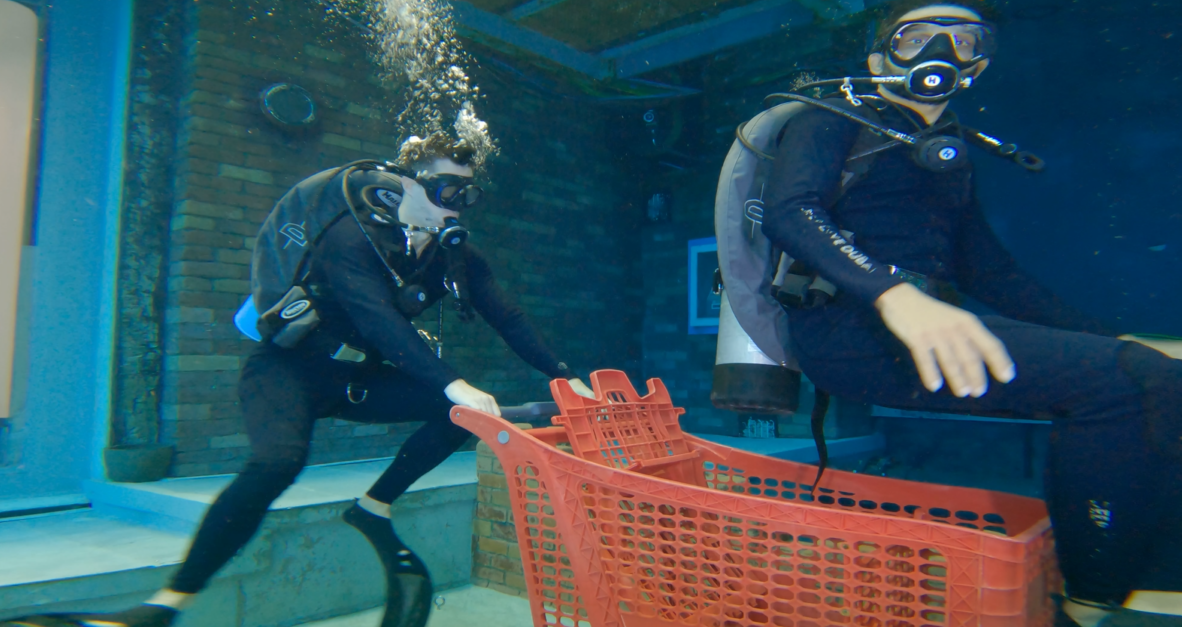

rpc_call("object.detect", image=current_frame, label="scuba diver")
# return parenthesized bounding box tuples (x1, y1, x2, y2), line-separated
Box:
(5, 132, 595, 627)
(715, 0, 1182, 625)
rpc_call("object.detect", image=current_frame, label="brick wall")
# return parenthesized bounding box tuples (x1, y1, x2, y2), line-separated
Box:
(436, 87, 645, 405)
(636, 95, 767, 436)
(159, 0, 410, 476)
(138, 0, 642, 477)
(471, 438, 527, 596)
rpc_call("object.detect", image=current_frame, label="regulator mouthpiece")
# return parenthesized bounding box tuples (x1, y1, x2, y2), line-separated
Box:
(438, 217, 468, 249)
(902, 62, 974, 102)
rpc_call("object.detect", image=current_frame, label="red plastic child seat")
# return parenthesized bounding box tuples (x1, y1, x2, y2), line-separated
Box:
(548, 370, 702, 486)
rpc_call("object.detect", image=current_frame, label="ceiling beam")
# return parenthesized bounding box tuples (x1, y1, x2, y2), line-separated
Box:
(796, 0, 866, 21)
(452, 0, 866, 82)
(451, 1, 612, 79)
(505, 0, 574, 22)
(598, 0, 816, 78)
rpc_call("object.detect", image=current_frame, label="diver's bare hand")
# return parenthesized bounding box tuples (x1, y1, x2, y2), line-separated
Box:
(444, 379, 501, 416)
(568, 378, 596, 399)
(875, 283, 1016, 397)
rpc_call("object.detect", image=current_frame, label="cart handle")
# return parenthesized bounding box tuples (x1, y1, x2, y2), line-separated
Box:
(498, 402, 559, 420)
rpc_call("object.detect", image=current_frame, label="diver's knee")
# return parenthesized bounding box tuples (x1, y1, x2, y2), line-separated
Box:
(431, 418, 474, 446)
(1117, 340, 1173, 380)
(1118, 340, 1182, 458)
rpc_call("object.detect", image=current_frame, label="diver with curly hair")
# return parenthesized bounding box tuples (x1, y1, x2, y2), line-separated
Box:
(7, 129, 594, 627)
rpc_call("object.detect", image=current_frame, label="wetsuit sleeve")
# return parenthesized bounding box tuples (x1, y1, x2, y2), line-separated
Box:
(465, 248, 570, 379)
(762, 106, 905, 305)
(954, 199, 1115, 335)
(316, 222, 464, 391)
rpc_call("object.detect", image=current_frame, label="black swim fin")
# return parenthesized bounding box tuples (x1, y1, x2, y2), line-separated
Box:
(381, 547, 433, 627)
(343, 503, 434, 627)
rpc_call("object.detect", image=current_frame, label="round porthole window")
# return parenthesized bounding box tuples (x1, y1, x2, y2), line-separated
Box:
(259, 83, 317, 129)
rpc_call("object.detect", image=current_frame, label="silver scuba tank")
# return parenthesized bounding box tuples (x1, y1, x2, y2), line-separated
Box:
(710, 102, 811, 414)
(712, 286, 801, 413)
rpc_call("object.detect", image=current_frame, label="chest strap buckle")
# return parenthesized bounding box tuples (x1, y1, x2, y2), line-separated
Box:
(332, 343, 367, 363)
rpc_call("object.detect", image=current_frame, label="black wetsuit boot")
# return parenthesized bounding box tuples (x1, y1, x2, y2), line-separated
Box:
(342, 503, 433, 627)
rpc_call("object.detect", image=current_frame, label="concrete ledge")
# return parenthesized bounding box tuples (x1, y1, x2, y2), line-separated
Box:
(0, 453, 478, 627)
(0, 494, 89, 516)
(83, 453, 477, 534)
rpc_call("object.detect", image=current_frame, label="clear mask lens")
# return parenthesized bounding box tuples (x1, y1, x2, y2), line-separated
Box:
(891, 21, 996, 62)
(439, 184, 482, 208)
(438, 184, 462, 204)
(460, 186, 483, 207)
(424, 176, 483, 209)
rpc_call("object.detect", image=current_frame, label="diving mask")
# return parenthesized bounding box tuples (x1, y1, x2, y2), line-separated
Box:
(417, 173, 484, 210)
(884, 18, 997, 69)
(877, 17, 997, 102)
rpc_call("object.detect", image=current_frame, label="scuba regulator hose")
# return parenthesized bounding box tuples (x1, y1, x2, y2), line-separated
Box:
(339, 160, 474, 321)
(750, 92, 1046, 173)
(339, 160, 414, 292)
(738, 93, 918, 161)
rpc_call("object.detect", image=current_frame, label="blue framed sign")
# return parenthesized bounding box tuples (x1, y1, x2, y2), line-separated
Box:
(688, 237, 720, 335)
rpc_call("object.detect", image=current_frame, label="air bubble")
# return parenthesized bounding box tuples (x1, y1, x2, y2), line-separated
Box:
(363, 0, 498, 166)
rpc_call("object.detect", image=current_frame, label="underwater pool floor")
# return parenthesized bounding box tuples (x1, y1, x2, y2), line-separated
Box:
(296, 585, 530, 627)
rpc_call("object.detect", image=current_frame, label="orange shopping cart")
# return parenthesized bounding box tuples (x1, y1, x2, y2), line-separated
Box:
(451, 370, 1059, 627)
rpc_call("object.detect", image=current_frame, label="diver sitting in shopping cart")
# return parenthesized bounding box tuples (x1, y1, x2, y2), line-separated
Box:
(712, 1, 1182, 626)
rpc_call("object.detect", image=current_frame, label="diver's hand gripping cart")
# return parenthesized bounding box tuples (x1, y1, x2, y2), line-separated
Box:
(451, 371, 1059, 627)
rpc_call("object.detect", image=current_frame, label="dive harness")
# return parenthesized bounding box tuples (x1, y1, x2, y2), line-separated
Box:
(742, 80, 1045, 315)
(741, 83, 1045, 174)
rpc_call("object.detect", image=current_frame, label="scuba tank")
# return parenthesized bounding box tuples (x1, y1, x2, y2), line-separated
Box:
(713, 283, 801, 414)
(712, 100, 832, 488)
(712, 101, 816, 415)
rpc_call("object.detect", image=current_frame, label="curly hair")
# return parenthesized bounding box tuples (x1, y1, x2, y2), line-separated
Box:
(873, 0, 1001, 44)
(393, 132, 476, 172)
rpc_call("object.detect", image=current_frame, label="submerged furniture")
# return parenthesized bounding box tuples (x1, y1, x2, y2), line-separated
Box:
(452, 370, 1059, 627)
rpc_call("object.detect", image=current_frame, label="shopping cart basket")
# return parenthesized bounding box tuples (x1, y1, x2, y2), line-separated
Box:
(451, 370, 1059, 627)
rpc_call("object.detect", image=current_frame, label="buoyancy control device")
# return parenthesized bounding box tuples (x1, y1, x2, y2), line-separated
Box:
(712, 99, 838, 490)
(235, 159, 471, 351)
(712, 80, 1045, 487)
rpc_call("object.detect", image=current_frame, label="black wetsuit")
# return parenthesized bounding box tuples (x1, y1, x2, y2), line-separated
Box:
(763, 99, 1182, 605)
(169, 181, 569, 594)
